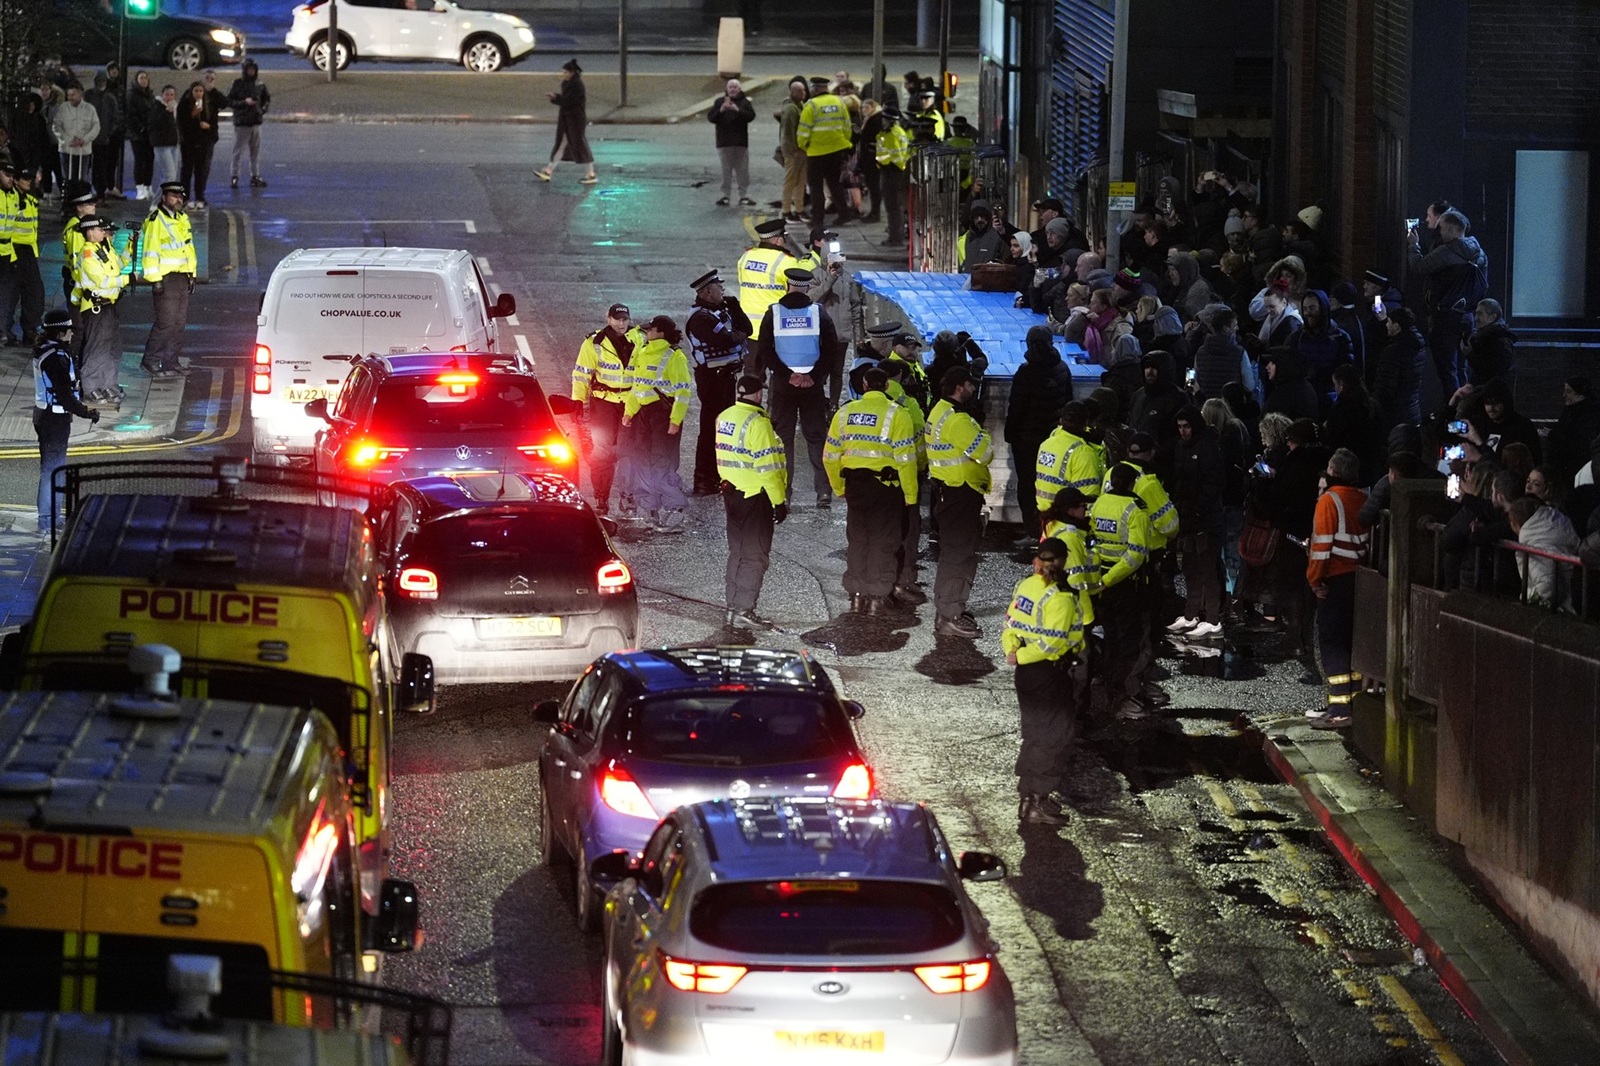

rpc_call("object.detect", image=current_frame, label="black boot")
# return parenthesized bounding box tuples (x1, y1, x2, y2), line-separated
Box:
(849, 593, 864, 613)
(1018, 794, 1070, 827)
(863, 596, 885, 616)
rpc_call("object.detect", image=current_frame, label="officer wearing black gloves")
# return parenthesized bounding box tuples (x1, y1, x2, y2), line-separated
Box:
(751, 267, 846, 508)
(33, 308, 99, 534)
(686, 268, 753, 496)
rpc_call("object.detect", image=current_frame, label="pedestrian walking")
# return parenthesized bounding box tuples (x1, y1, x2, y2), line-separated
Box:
(570, 303, 642, 515)
(51, 84, 100, 193)
(620, 315, 691, 533)
(33, 308, 100, 534)
(685, 269, 753, 496)
(753, 268, 846, 508)
(708, 79, 756, 207)
(927, 366, 992, 638)
(823, 365, 919, 614)
(138, 182, 196, 377)
(149, 86, 181, 190)
(72, 215, 128, 408)
(736, 218, 796, 340)
(1003, 536, 1086, 828)
(776, 78, 808, 222)
(1305, 447, 1371, 730)
(177, 80, 220, 207)
(716, 374, 788, 627)
(1090, 462, 1154, 720)
(227, 60, 270, 188)
(5, 169, 47, 347)
(796, 76, 853, 223)
(126, 71, 157, 199)
(536, 59, 597, 185)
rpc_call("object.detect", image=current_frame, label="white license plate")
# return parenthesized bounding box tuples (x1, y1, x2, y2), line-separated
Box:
(774, 1031, 884, 1053)
(477, 616, 562, 639)
(285, 386, 330, 404)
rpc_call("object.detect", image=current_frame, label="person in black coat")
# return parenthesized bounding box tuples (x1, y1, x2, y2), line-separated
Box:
(1545, 377, 1600, 481)
(1005, 325, 1074, 533)
(1463, 379, 1541, 465)
(1260, 348, 1320, 422)
(1170, 404, 1227, 631)
(707, 78, 756, 206)
(1266, 419, 1328, 661)
(1127, 350, 1187, 459)
(1458, 298, 1516, 397)
(927, 330, 989, 416)
(1323, 363, 1387, 485)
(536, 58, 596, 184)
(1372, 306, 1425, 431)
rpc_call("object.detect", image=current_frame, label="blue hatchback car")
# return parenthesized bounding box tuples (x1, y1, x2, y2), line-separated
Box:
(534, 646, 872, 931)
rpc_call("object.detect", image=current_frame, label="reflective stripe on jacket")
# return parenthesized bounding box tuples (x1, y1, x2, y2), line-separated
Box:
(874, 123, 911, 169)
(1089, 491, 1151, 588)
(715, 401, 787, 505)
(1001, 572, 1085, 664)
(796, 94, 852, 157)
(75, 243, 127, 309)
(1036, 426, 1104, 511)
(822, 390, 919, 503)
(1306, 484, 1370, 586)
(926, 398, 992, 492)
(736, 246, 793, 338)
(572, 326, 643, 403)
(138, 206, 197, 281)
(622, 338, 692, 424)
(1042, 520, 1099, 625)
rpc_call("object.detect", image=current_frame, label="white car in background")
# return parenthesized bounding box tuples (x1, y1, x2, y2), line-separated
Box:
(286, 0, 535, 73)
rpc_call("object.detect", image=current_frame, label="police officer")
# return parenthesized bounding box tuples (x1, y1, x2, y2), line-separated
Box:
(1035, 401, 1104, 517)
(715, 373, 788, 627)
(882, 356, 927, 603)
(849, 319, 900, 397)
(33, 308, 100, 534)
(1002, 536, 1086, 827)
(685, 269, 753, 496)
(60, 189, 99, 365)
(621, 315, 692, 534)
(927, 366, 992, 638)
(1121, 432, 1180, 708)
(736, 218, 795, 339)
(571, 303, 643, 515)
(1091, 462, 1154, 721)
(753, 267, 846, 508)
(823, 365, 919, 614)
(6, 168, 44, 346)
(139, 181, 196, 377)
(874, 105, 911, 247)
(74, 215, 128, 408)
(797, 76, 854, 224)
(0, 163, 16, 344)
(911, 88, 947, 143)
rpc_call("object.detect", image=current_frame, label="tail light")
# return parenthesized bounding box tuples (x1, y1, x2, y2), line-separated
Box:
(251, 344, 271, 395)
(518, 440, 574, 463)
(597, 560, 632, 594)
(914, 960, 991, 994)
(437, 371, 479, 396)
(348, 441, 409, 467)
(831, 762, 874, 799)
(599, 765, 656, 820)
(397, 567, 439, 599)
(659, 951, 747, 994)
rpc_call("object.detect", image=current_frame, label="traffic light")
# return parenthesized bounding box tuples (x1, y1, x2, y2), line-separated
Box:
(942, 72, 959, 113)
(126, 0, 160, 19)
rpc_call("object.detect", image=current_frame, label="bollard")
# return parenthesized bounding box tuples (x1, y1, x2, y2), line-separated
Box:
(716, 17, 744, 79)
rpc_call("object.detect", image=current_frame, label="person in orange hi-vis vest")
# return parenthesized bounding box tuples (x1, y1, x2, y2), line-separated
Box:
(1305, 447, 1370, 729)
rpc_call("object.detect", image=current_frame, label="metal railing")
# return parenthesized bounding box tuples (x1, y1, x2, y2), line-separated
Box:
(1419, 518, 1594, 617)
(907, 143, 1010, 273)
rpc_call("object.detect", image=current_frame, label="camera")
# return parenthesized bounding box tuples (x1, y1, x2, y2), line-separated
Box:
(827, 239, 841, 255)
(1448, 419, 1469, 436)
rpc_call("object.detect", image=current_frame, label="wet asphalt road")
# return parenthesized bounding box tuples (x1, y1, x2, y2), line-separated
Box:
(0, 120, 1504, 1064)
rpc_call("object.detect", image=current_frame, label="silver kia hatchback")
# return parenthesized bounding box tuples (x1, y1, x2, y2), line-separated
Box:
(590, 797, 1017, 1066)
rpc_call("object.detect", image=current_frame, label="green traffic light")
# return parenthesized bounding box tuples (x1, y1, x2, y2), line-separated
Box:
(126, 0, 160, 19)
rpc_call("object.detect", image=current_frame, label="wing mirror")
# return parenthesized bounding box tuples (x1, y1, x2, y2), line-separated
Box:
(588, 850, 637, 892)
(397, 653, 436, 714)
(372, 879, 421, 952)
(843, 700, 866, 720)
(305, 397, 332, 422)
(490, 291, 517, 319)
(599, 516, 619, 537)
(533, 698, 560, 726)
(957, 850, 1007, 882)
(546, 393, 579, 417)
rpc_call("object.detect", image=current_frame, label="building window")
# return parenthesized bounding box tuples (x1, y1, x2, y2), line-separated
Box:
(1513, 151, 1589, 319)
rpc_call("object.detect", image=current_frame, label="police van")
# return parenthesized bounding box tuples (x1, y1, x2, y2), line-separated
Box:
(0, 648, 424, 1031)
(7, 460, 434, 914)
(251, 247, 519, 464)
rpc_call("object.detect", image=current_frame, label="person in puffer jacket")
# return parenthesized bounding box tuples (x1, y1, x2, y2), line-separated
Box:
(1191, 305, 1255, 401)
(1005, 326, 1075, 532)
(1289, 289, 1351, 411)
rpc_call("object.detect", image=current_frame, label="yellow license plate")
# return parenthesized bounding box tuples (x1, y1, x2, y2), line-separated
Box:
(774, 1031, 884, 1053)
(478, 616, 562, 639)
(285, 386, 330, 403)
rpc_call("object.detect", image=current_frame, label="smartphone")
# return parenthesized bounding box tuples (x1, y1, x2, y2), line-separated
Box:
(827, 239, 841, 255)
(1252, 459, 1274, 477)
(1446, 473, 1462, 501)
(1372, 294, 1385, 315)
(1406, 217, 1420, 231)
(1444, 444, 1466, 461)
(1448, 419, 1469, 435)
(1185, 367, 1197, 386)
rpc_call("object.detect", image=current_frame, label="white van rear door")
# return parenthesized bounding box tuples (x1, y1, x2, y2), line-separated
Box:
(269, 269, 368, 405)
(360, 269, 452, 353)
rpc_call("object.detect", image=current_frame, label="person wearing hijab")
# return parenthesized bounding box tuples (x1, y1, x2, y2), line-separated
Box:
(536, 59, 597, 185)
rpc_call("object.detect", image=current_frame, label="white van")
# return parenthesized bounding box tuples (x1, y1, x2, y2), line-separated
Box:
(250, 247, 518, 464)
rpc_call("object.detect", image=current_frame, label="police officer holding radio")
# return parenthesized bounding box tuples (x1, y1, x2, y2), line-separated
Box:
(33, 307, 99, 533)
(715, 374, 788, 627)
(751, 267, 846, 508)
(685, 269, 753, 496)
(139, 182, 196, 377)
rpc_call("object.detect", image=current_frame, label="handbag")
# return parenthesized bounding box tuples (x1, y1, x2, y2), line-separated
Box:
(969, 261, 1018, 292)
(1237, 513, 1281, 567)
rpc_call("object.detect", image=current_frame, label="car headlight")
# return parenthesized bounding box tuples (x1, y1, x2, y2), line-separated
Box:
(517, 27, 534, 42)
(210, 28, 239, 44)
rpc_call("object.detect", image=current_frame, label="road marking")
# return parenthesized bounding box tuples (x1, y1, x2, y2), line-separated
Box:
(505, 313, 520, 325)
(0, 370, 238, 459)
(476, 256, 493, 277)
(1378, 974, 1465, 1065)
(223, 209, 240, 283)
(515, 334, 533, 362)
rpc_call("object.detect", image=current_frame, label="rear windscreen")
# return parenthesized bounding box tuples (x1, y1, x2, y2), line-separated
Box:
(631, 694, 851, 766)
(690, 881, 964, 955)
(416, 511, 603, 564)
(369, 377, 555, 436)
(272, 271, 450, 350)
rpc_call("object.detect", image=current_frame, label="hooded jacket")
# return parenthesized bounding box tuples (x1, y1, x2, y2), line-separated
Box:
(1464, 320, 1516, 392)
(1373, 324, 1426, 430)
(958, 202, 1003, 272)
(1290, 290, 1352, 400)
(1323, 380, 1388, 485)
(1261, 348, 1320, 422)
(1518, 505, 1579, 610)
(1004, 327, 1074, 445)
(1473, 382, 1543, 465)
(1170, 404, 1225, 535)
(1169, 254, 1215, 322)
(1128, 351, 1188, 452)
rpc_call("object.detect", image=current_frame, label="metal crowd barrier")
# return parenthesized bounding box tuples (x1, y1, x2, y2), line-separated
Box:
(907, 144, 1010, 273)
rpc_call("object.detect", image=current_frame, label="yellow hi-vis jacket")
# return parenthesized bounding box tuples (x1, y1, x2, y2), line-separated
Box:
(0, 187, 16, 262)
(62, 216, 86, 277)
(572, 326, 644, 404)
(1104, 465, 1178, 550)
(75, 241, 127, 311)
(887, 380, 927, 470)
(1042, 519, 1099, 625)
(138, 205, 197, 281)
(926, 398, 992, 493)
(912, 107, 947, 142)
(1035, 426, 1104, 512)
(875, 122, 911, 169)
(715, 401, 787, 507)
(1001, 572, 1085, 665)
(1089, 490, 1151, 588)
(796, 93, 852, 157)
(622, 337, 692, 425)
(736, 245, 793, 340)
(823, 390, 919, 504)
(10, 188, 38, 253)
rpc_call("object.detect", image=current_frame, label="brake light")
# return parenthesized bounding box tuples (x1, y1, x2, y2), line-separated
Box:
(518, 440, 574, 463)
(437, 371, 479, 397)
(660, 951, 747, 994)
(597, 560, 632, 594)
(599, 765, 656, 819)
(252, 344, 271, 394)
(831, 762, 874, 799)
(348, 441, 410, 467)
(398, 567, 438, 599)
(914, 960, 991, 994)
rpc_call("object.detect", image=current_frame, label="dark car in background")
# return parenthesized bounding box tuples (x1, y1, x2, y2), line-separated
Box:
(376, 472, 637, 684)
(45, 0, 246, 71)
(535, 646, 874, 932)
